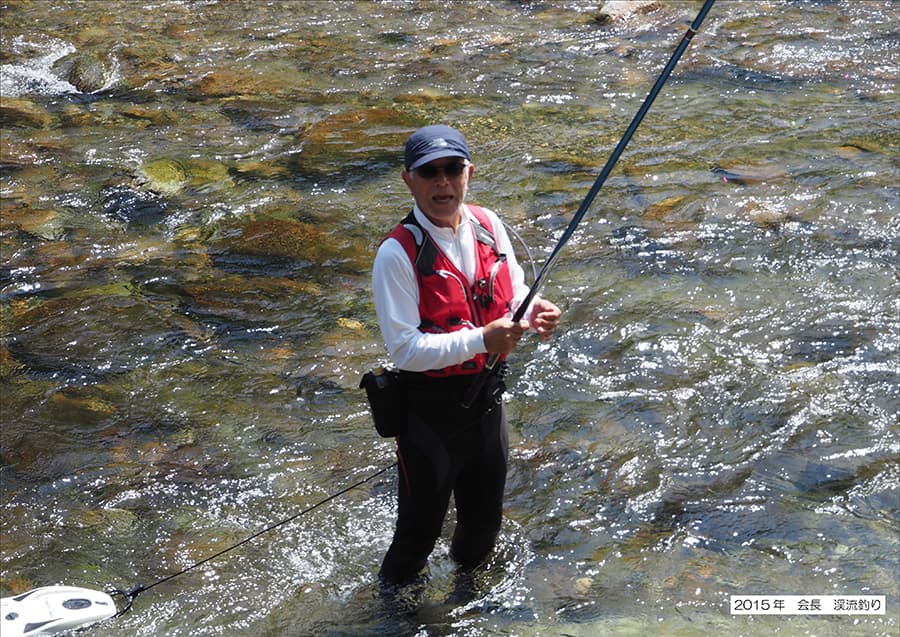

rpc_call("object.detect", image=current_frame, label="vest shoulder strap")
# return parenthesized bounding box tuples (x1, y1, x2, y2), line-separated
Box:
(394, 205, 501, 276)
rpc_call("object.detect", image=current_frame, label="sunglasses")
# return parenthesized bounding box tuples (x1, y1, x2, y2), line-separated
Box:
(414, 161, 469, 179)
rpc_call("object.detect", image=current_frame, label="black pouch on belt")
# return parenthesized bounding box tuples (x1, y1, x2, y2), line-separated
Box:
(359, 367, 406, 437)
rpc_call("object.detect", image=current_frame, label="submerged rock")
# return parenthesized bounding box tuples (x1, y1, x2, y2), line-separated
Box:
(181, 273, 321, 326)
(0, 97, 51, 128)
(194, 66, 309, 98)
(0, 344, 26, 380)
(225, 217, 335, 262)
(0, 204, 61, 238)
(642, 195, 690, 222)
(183, 159, 232, 193)
(136, 158, 188, 195)
(293, 107, 416, 173)
(135, 158, 233, 195)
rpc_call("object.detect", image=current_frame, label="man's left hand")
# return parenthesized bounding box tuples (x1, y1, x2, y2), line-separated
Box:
(530, 299, 562, 341)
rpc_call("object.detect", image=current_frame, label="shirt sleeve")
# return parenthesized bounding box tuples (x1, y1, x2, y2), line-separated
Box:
(372, 236, 487, 372)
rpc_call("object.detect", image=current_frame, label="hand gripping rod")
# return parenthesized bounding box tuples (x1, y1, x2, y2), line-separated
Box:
(461, 0, 716, 408)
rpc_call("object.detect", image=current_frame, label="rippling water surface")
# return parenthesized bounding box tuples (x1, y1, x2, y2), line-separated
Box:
(1, 1, 897, 635)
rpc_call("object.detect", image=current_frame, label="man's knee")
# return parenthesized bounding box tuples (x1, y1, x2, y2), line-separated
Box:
(449, 521, 501, 568)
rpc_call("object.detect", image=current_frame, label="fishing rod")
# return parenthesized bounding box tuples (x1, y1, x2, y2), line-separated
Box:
(462, 0, 717, 408)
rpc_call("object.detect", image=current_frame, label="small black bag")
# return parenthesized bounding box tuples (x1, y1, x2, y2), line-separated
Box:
(359, 367, 407, 437)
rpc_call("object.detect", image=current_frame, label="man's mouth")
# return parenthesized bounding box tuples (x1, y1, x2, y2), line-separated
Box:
(433, 194, 454, 204)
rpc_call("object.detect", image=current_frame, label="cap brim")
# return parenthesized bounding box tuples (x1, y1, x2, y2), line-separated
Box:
(408, 150, 468, 171)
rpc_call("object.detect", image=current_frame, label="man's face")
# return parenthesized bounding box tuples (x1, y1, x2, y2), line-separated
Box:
(402, 157, 474, 229)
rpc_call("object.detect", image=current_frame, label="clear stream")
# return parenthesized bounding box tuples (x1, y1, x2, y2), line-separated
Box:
(1, 1, 897, 635)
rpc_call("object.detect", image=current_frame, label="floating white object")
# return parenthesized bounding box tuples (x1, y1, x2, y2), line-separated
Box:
(1, 586, 117, 636)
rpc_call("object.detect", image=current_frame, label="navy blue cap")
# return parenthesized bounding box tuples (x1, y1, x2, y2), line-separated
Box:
(404, 125, 470, 171)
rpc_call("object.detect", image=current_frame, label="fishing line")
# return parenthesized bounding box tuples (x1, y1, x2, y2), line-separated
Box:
(502, 219, 538, 284)
(461, 0, 717, 408)
(110, 461, 397, 616)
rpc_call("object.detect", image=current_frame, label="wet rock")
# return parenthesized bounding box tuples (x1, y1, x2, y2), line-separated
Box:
(293, 107, 415, 173)
(225, 217, 335, 262)
(0, 204, 61, 238)
(785, 325, 868, 364)
(183, 159, 233, 193)
(60, 103, 96, 128)
(595, 0, 662, 24)
(134, 158, 232, 195)
(0, 97, 51, 128)
(52, 51, 110, 93)
(67, 53, 108, 92)
(73, 507, 137, 532)
(182, 273, 320, 302)
(117, 41, 181, 88)
(0, 574, 34, 597)
(642, 195, 689, 222)
(234, 158, 289, 180)
(0, 343, 26, 380)
(181, 273, 320, 325)
(194, 66, 308, 98)
(120, 104, 178, 126)
(0, 140, 34, 167)
(316, 317, 369, 349)
(747, 205, 788, 230)
(46, 386, 118, 427)
(6, 285, 174, 382)
(135, 158, 188, 195)
(220, 97, 293, 133)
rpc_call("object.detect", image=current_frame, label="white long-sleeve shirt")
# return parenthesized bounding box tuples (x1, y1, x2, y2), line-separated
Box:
(372, 204, 533, 372)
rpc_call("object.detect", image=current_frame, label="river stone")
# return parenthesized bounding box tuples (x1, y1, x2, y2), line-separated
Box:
(46, 386, 118, 426)
(182, 274, 321, 303)
(5, 282, 171, 379)
(184, 159, 232, 193)
(136, 158, 188, 195)
(642, 195, 689, 222)
(226, 217, 335, 262)
(52, 51, 109, 93)
(121, 104, 178, 126)
(295, 107, 414, 169)
(67, 52, 108, 92)
(0, 344, 25, 379)
(0, 204, 60, 237)
(595, 0, 662, 24)
(180, 274, 320, 322)
(0, 97, 51, 128)
(194, 66, 309, 98)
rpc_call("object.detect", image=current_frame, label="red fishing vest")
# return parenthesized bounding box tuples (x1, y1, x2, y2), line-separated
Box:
(387, 205, 515, 377)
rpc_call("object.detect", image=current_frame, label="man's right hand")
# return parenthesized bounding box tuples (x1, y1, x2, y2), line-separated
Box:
(482, 317, 528, 355)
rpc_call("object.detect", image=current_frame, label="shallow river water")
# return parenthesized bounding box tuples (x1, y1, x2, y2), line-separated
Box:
(1, 1, 898, 635)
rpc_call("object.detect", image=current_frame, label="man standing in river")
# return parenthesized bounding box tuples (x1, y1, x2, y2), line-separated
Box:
(372, 124, 562, 585)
